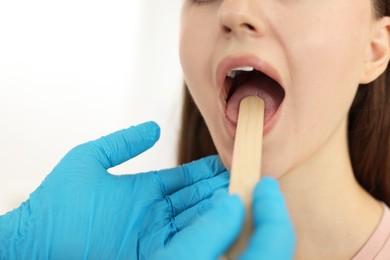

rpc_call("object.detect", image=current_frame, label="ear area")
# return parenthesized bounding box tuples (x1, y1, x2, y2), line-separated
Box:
(360, 17, 390, 84)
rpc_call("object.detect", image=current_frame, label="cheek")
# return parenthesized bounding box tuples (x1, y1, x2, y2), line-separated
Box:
(285, 2, 371, 121)
(262, 5, 372, 176)
(280, 0, 371, 86)
(179, 14, 219, 119)
(179, 11, 215, 85)
(179, 23, 212, 112)
(180, 16, 235, 168)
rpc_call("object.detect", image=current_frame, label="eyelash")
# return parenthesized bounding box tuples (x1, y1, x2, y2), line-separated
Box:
(190, 0, 217, 5)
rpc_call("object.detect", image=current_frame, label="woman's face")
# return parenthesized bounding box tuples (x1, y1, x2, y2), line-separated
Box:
(179, 0, 377, 177)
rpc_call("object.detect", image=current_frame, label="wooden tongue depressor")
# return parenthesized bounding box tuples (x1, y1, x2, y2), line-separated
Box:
(227, 95, 265, 258)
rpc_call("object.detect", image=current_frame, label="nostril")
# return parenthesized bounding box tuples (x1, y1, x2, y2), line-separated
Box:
(222, 25, 232, 34)
(243, 23, 255, 31)
(221, 23, 258, 35)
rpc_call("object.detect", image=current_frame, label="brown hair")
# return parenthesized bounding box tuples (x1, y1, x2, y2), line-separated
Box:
(177, 1, 390, 206)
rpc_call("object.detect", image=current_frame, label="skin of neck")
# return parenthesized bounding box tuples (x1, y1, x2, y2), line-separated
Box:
(278, 118, 383, 260)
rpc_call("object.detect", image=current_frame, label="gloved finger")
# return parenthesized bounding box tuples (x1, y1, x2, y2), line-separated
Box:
(172, 198, 213, 232)
(239, 177, 296, 260)
(156, 192, 245, 260)
(69, 121, 160, 169)
(134, 172, 229, 241)
(156, 155, 227, 195)
(167, 171, 229, 216)
(172, 188, 230, 231)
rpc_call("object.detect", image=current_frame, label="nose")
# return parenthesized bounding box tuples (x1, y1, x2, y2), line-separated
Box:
(218, 0, 265, 38)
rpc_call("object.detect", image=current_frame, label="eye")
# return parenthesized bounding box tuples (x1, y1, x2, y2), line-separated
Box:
(189, 0, 217, 5)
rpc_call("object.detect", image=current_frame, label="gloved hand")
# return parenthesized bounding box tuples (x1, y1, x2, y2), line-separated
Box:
(140, 189, 245, 259)
(0, 121, 229, 259)
(144, 177, 296, 260)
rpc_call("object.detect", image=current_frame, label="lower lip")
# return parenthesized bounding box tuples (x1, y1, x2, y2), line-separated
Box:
(223, 101, 283, 138)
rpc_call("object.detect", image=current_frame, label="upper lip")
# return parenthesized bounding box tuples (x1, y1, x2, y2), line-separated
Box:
(216, 55, 284, 100)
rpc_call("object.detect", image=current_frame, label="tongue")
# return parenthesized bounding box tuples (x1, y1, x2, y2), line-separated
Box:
(226, 76, 280, 125)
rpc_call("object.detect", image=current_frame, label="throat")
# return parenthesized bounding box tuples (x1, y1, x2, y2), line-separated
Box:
(225, 75, 283, 125)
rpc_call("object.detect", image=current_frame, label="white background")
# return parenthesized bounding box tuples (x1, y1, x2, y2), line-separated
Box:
(0, 0, 183, 214)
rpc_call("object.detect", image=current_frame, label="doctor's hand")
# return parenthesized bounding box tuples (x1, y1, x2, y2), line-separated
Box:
(0, 121, 229, 259)
(145, 178, 296, 260)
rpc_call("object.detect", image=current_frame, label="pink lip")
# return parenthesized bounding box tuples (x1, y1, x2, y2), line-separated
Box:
(216, 55, 285, 137)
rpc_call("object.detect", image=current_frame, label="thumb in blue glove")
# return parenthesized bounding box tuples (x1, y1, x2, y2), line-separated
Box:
(239, 177, 296, 259)
(0, 121, 230, 259)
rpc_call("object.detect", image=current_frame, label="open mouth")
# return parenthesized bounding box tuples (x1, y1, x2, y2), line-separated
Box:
(223, 67, 285, 126)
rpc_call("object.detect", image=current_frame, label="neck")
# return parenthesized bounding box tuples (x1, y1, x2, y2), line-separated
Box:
(279, 119, 383, 260)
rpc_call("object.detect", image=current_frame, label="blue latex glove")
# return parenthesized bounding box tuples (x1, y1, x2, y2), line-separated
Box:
(0, 121, 229, 259)
(140, 189, 245, 259)
(145, 177, 296, 259)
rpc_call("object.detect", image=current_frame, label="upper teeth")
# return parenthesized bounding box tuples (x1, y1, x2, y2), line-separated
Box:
(227, 66, 254, 78)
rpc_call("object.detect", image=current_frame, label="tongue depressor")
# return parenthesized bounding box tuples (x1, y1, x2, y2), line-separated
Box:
(227, 95, 265, 258)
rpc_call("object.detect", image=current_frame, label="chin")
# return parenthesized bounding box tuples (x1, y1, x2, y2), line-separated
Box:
(218, 143, 289, 180)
